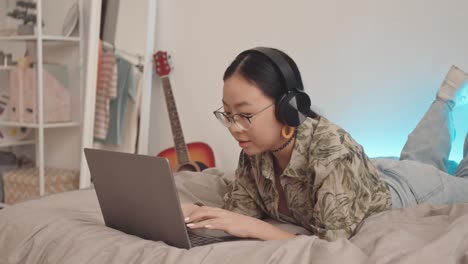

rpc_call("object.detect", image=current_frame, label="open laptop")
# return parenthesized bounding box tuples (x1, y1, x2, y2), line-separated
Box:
(84, 148, 239, 249)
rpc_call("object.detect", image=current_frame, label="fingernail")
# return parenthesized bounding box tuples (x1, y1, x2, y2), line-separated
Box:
(204, 225, 212, 228)
(184, 217, 190, 222)
(186, 223, 195, 228)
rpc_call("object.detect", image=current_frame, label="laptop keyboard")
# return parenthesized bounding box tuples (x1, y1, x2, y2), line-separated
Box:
(188, 232, 226, 247)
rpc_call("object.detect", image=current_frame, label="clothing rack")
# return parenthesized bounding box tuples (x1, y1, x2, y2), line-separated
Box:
(102, 41, 144, 72)
(80, 0, 156, 188)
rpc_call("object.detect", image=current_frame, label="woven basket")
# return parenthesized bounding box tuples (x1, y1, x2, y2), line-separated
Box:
(3, 167, 79, 204)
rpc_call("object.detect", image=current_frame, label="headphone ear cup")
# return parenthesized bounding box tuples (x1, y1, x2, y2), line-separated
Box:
(277, 92, 311, 127)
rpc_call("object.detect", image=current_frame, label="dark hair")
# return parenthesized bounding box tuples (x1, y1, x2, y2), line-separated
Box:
(223, 48, 318, 119)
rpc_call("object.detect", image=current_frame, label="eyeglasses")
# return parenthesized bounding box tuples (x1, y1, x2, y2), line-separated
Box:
(213, 103, 274, 131)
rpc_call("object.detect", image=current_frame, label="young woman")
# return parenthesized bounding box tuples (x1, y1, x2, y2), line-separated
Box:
(182, 47, 468, 241)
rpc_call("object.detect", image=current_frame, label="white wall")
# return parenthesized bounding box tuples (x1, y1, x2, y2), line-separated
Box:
(113, 0, 147, 57)
(147, 0, 468, 171)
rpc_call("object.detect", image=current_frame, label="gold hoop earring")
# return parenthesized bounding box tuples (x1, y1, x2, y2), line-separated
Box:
(281, 126, 295, 139)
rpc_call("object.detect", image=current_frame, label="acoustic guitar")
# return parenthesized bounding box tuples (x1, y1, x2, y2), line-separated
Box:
(153, 51, 215, 172)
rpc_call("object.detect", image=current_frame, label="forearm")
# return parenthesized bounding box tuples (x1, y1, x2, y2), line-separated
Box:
(249, 219, 296, 240)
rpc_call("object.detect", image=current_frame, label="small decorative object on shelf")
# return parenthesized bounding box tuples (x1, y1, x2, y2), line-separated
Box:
(5, 53, 14, 66)
(6, 0, 44, 35)
(0, 51, 14, 67)
(62, 2, 79, 37)
(0, 126, 33, 143)
(0, 92, 33, 144)
(0, 93, 8, 119)
(16, 56, 31, 68)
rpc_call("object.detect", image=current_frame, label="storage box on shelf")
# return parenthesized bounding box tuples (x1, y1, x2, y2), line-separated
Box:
(0, 151, 17, 207)
(3, 167, 79, 204)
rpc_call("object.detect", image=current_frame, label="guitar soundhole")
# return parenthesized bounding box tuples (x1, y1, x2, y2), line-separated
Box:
(178, 164, 199, 172)
(195, 161, 208, 171)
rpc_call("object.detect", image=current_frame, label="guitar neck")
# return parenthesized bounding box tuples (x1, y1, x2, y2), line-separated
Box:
(160, 76, 190, 164)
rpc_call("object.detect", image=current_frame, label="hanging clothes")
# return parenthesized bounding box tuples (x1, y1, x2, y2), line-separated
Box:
(93, 44, 117, 140)
(120, 69, 142, 152)
(94, 68, 142, 153)
(95, 56, 137, 145)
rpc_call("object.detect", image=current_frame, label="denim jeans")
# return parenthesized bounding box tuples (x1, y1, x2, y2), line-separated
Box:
(373, 99, 468, 208)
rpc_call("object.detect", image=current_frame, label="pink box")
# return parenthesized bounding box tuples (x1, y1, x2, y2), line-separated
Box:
(9, 67, 71, 123)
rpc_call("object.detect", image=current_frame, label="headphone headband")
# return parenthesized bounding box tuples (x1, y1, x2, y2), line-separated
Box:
(242, 47, 303, 92)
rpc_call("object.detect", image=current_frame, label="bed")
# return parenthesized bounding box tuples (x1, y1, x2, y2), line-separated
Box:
(1, 168, 468, 264)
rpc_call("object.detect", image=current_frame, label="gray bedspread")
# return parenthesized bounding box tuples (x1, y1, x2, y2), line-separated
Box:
(0, 168, 468, 264)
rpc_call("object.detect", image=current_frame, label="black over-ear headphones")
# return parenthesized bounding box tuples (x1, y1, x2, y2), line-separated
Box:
(242, 47, 312, 127)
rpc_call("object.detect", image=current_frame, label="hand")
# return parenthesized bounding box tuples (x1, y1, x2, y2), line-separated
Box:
(180, 203, 200, 217)
(184, 206, 296, 240)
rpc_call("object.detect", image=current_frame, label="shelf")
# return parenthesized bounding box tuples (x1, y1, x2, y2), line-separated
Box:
(0, 35, 80, 42)
(0, 121, 81, 128)
(43, 122, 81, 128)
(0, 139, 36, 148)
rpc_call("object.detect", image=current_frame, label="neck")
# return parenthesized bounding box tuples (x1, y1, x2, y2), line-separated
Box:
(272, 137, 296, 173)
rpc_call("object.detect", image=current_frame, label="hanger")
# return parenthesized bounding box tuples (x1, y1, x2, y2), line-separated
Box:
(103, 41, 143, 72)
(135, 55, 144, 73)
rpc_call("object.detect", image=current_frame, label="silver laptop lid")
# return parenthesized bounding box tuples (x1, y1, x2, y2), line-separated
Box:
(84, 148, 191, 249)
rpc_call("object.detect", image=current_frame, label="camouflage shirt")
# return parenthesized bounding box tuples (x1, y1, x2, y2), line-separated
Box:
(223, 117, 392, 241)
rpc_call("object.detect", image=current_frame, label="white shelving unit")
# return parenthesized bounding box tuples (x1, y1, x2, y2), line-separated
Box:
(0, 140, 36, 148)
(0, 121, 80, 128)
(0, 0, 84, 198)
(0, 36, 80, 42)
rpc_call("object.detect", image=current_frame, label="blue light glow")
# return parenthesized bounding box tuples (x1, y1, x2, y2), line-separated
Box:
(356, 103, 468, 170)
